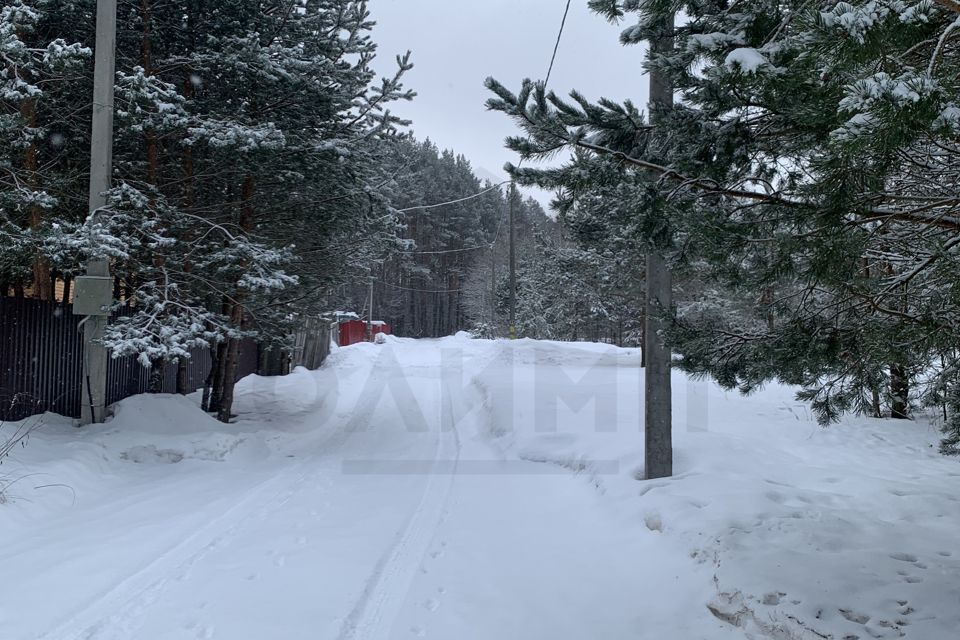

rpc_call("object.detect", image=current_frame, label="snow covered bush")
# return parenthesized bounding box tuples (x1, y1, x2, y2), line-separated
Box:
(0, 414, 39, 503)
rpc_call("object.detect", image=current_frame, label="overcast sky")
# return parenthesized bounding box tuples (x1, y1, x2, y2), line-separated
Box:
(369, 0, 650, 207)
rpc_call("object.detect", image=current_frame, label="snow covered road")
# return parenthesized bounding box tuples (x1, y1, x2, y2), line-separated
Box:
(2, 336, 959, 639)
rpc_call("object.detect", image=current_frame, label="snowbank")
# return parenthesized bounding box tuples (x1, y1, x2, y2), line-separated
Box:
(1, 336, 958, 640)
(471, 340, 960, 639)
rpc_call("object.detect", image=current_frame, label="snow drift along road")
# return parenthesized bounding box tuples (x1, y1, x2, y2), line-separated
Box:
(1, 335, 958, 639)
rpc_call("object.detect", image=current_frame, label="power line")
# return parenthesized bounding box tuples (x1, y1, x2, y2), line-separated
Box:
(376, 279, 462, 294)
(545, 0, 573, 87)
(395, 181, 511, 213)
(397, 193, 511, 256)
(397, 243, 494, 256)
(392, 0, 573, 259)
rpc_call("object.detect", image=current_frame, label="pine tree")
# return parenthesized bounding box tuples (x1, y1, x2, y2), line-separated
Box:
(3, 0, 414, 422)
(0, 0, 90, 297)
(486, 0, 960, 442)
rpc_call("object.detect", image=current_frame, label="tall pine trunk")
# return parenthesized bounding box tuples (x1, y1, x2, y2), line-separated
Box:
(890, 364, 909, 419)
(13, 23, 52, 299)
(21, 97, 53, 300)
(217, 305, 244, 423)
(143, 0, 167, 393)
(176, 69, 198, 396)
(216, 174, 255, 423)
(206, 338, 227, 413)
(889, 271, 910, 419)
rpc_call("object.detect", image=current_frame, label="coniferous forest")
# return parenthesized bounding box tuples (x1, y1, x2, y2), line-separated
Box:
(5, 3, 960, 638)
(487, 0, 960, 450)
(3, 0, 960, 447)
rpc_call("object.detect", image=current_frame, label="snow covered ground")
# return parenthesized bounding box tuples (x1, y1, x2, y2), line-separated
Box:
(1, 335, 958, 640)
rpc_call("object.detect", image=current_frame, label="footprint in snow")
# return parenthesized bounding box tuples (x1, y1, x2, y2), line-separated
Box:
(644, 512, 664, 532)
(185, 620, 216, 639)
(839, 608, 870, 625)
(764, 478, 793, 488)
(889, 552, 918, 563)
(764, 491, 786, 504)
(635, 478, 668, 493)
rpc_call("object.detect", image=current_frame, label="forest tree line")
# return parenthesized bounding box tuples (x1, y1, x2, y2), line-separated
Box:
(331, 139, 641, 344)
(6, 0, 960, 452)
(0, 0, 629, 423)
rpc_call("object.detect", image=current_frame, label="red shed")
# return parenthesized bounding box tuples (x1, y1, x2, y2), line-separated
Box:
(338, 319, 392, 346)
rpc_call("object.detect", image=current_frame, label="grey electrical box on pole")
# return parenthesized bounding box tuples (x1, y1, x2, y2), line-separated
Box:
(644, 14, 675, 480)
(72, 276, 113, 316)
(77, 0, 117, 425)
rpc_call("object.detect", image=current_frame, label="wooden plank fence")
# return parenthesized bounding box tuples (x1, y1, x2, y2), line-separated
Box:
(257, 316, 332, 377)
(290, 316, 332, 371)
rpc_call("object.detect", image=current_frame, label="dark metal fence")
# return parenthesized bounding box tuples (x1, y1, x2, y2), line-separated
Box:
(0, 298, 83, 421)
(0, 297, 260, 422)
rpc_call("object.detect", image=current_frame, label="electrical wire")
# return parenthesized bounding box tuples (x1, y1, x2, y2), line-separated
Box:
(395, 181, 511, 213)
(396, 0, 573, 259)
(396, 192, 512, 257)
(385, 0, 572, 268)
(375, 279, 463, 294)
(545, 0, 573, 88)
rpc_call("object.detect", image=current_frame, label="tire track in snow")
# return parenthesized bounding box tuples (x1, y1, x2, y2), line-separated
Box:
(36, 465, 307, 640)
(336, 376, 466, 640)
(37, 420, 363, 640)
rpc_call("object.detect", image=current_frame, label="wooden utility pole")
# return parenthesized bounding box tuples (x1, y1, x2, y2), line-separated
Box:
(367, 276, 374, 340)
(508, 183, 517, 339)
(644, 14, 675, 479)
(490, 248, 496, 326)
(77, 0, 117, 425)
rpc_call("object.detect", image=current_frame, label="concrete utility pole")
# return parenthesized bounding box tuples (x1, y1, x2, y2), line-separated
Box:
(644, 14, 675, 479)
(508, 183, 517, 339)
(76, 0, 117, 425)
